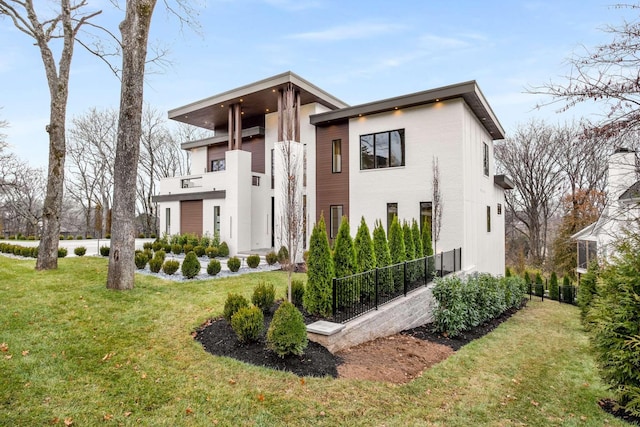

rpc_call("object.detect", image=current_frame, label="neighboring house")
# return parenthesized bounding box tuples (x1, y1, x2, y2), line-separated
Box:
(572, 148, 640, 275)
(153, 71, 512, 276)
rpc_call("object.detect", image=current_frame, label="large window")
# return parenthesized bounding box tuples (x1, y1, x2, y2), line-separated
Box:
(483, 142, 489, 176)
(332, 139, 342, 173)
(387, 203, 398, 232)
(211, 158, 225, 172)
(578, 240, 597, 269)
(420, 202, 432, 233)
(330, 205, 343, 239)
(360, 129, 405, 170)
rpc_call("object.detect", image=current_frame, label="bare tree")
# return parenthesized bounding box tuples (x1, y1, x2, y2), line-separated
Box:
(278, 83, 304, 302)
(107, 0, 158, 290)
(0, 1, 101, 269)
(495, 120, 565, 267)
(530, 4, 640, 138)
(431, 156, 443, 254)
(0, 157, 45, 236)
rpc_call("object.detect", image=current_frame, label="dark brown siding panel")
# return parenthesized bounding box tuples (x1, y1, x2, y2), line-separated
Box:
(315, 121, 349, 239)
(180, 200, 203, 236)
(207, 144, 227, 172)
(243, 137, 266, 173)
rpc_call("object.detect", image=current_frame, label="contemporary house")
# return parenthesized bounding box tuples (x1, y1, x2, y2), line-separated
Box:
(572, 147, 640, 275)
(153, 72, 512, 276)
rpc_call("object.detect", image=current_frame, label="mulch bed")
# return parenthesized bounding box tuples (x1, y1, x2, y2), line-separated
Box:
(599, 398, 640, 425)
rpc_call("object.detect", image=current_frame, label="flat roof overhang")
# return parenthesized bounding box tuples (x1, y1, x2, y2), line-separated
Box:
(309, 80, 505, 140)
(494, 174, 514, 190)
(169, 71, 349, 131)
(152, 190, 226, 203)
(180, 126, 265, 150)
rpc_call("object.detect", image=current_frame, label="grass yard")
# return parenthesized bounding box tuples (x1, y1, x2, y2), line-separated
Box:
(0, 256, 626, 426)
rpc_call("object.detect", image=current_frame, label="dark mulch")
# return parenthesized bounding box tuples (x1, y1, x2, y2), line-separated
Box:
(401, 305, 523, 351)
(599, 398, 640, 425)
(194, 304, 341, 378)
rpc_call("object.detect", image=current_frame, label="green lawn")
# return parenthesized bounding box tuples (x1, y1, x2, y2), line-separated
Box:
(0, 256, 625, 426)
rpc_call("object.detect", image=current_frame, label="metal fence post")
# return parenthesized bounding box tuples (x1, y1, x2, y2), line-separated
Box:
(375, 268, 379, 310)
(424, 256, 428, 285)
(332, 278, 337, 317)
(403, 262, 408, 296)
(440, 252, 444, 277)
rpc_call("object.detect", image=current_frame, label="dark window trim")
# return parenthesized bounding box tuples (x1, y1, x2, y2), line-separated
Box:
(332, 139, 342, 173)
(483, 142, 489, 176)
(387, 202, 398, 232)
(329, 205, 343, 239)
(487, 205, 491, 232)
(360, 129, 405, 170)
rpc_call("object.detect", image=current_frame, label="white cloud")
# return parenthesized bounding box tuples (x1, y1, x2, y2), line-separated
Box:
(287, 22, 405, 42)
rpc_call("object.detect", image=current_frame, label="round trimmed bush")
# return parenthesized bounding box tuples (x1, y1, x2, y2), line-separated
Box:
(183, 244, 194, 254)
(20, 247, 32, 257)
(227, 256, 241, 272)
(162, 259, 180, 275)
(223, 293, 249, 322)
(266, 302, 308, 358)
(193, 245, 206, 257)
(218, 242, 229, 258)
(246, 254, 260, 269)
(99, 246, 110, 257)
(205, 246, 219, 259)
(252, 281, 275, 313)
(74, 246, 87, 257)
(291, 280, 305, 308)
(163, 243, 171, 252)
(154, 249, 166, 262)
(152, 241, 163, 251)
(143, 242, 153, 250)
(171, 244, 183, 255)
(265, 251, 278, 265)
(138, 233, 145, 238)
(149, 256, 163, 273)
(181, 251, 201, 279)
(58, 247, 68, 258)
(277, 245, 289, 264)
(135, 252, 149, 269)
(207, 259, 221, 276)
(66, 235, 74, 240)
(75, 235, 83, 240)
(230, 306, 264, 343)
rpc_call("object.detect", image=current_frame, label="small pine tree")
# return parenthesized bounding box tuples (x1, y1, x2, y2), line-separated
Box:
(524, 271, 531, 284)
(561, 275, 573, 303)
(577, 262, 599, 321)
(422, 219, 433, 256)
(354, 217, 375, 273)
(402, 220, 415, 261)
(333, 216, 356, 278)
(505, 266, 512, 277)
(303, 215, 334, 317)
(181, 251, 201, 279)
(373, 220, 393, 294)
(411, 219, 423, 258)
(266, 302, 308, 358)
(549, 271, 559, 301)
(388, 216, 405, 264)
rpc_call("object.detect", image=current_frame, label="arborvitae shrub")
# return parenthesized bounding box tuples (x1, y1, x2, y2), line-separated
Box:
(411, 219, 423, 258)
(227, 256, 241, 272)
(524, 271, 531, 284)
(223, 293, 249, 322)
(171, 244, 183, 255)
(162, 259, 180, 275)
(57, 247, 68, 258)
(577, 262, 599, 322)
(246, 254, 261, 268)
(207, 259, 221, 276)
(100, 246, 110, 257)
(149, 257, 163, 273)
(143, 242, 153, 250)
(154, 250, 166, 262)
(303, 250, 309, 263)
(74, 246, 87, 257)
(231, 306, 264, 343)
(303, 215, 334, 317)
(561, 276, 574, 303)
(402, 221, 415, 261)
(549, 271, 559, 300)
(181, 251, 201, 279)
(152, 241, 163, 251)
(135, 252, 149, 269)
(265, 251, 278, 265)
(252, 281, 276, 313)
(505, 267, 512, 277)
(354, 216, 375, 273)
(291, 280, 305, 308)
(218, 242, 229, 257)
(183, 244, 194, 254)
(388, 216, 405, 291)
(534, 282, 545, 297)
(193, 245, 206, 257)
(205, 246, 219, 259)
(277, 245, 289, 264)
(333, 216, 357, 305)
(266, 301, 308, 358)
(373, 220, 393, 294)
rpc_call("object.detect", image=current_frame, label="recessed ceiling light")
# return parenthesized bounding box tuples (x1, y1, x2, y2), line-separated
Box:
(221, 104, 224, 108)
(266, 108, 270, 112)
(435, 98, 440, 102)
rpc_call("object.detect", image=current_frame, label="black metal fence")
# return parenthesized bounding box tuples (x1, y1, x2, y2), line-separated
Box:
(331, 248, 462, 323)
(527, 282, 577, 304)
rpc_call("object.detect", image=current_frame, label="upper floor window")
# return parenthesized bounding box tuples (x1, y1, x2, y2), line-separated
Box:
(360, 129, 405, 170)
(332, 139, 342, 173)
(483, 142, 489, 176)
(181, 176, 202, 189)
(211, 158, 225, 172)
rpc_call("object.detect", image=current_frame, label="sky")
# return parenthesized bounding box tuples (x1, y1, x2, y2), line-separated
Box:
(0, 0, 637, 169)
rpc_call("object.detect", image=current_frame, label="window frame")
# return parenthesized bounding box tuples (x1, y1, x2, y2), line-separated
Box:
(211, 158, 226, 172)
(420, 201, 432, 233)
(483, 142, 489, 176)
(332, 139, 342, 173)
(329, 205, 343, 239)
(360, 129, 405, 170)
(387, 202, 398, 232)
(486, 205, 491, 232)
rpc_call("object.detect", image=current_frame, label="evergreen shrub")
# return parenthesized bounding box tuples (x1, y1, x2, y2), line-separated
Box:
(218, 242, 229, 257)
(100, 246, 110, 257)
(291, 280, 305, 308)
(265, 251, 278, 265)
(549, 272, 559, 300)
(561, 276, 574, 303)
(143, 242, 153, 250)
(135, 252, 149, 269)
(154, 250, 166, 262)
(74, 246, 87, 257)
(181, 251, 201, 279)
(373, 220, 393, 294)
(183, 244, 194, 254)
(205, 246, 219, 259)
(149, 256, 163, 273)
(577, 262, 599, 322)
(193, 245, 206, 257)
(227, 256, 241, 272)
(162, 259, 180, 275)
(231, 306, 264, 343)
(223, 293, 249, 322)
(57, 248, 68, 258)
(207, 259, 221, 276)
(252, 281, 275, 313)
(266, 302, 308, 358)
(303, 215, 334, 317)
(246, 254, 261, 268)
(171, 244, 183, 255)
(277, 245, 289, 264)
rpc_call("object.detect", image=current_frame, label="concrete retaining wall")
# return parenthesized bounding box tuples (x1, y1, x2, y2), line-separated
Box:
(308, 284, 436, 353)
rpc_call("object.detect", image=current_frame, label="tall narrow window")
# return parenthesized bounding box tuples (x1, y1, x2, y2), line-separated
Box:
(497, 203, 502, 215)
(387, 203, 398, 232)
(214, 206, 220, 238)
(303, 195, 307, 249)
(165, 208, 171, 235)
(486, 205, 491, 232)
(270, 149, 274, 189)
(420, 202, 432, 233)
(332, 139, 342, 173)
(483, 142, 489, 176)
(303, 143, 307, 187)
(330, 205, 343, 239)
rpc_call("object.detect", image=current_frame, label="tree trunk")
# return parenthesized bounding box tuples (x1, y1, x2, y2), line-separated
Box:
(107, 0, 156, 290)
